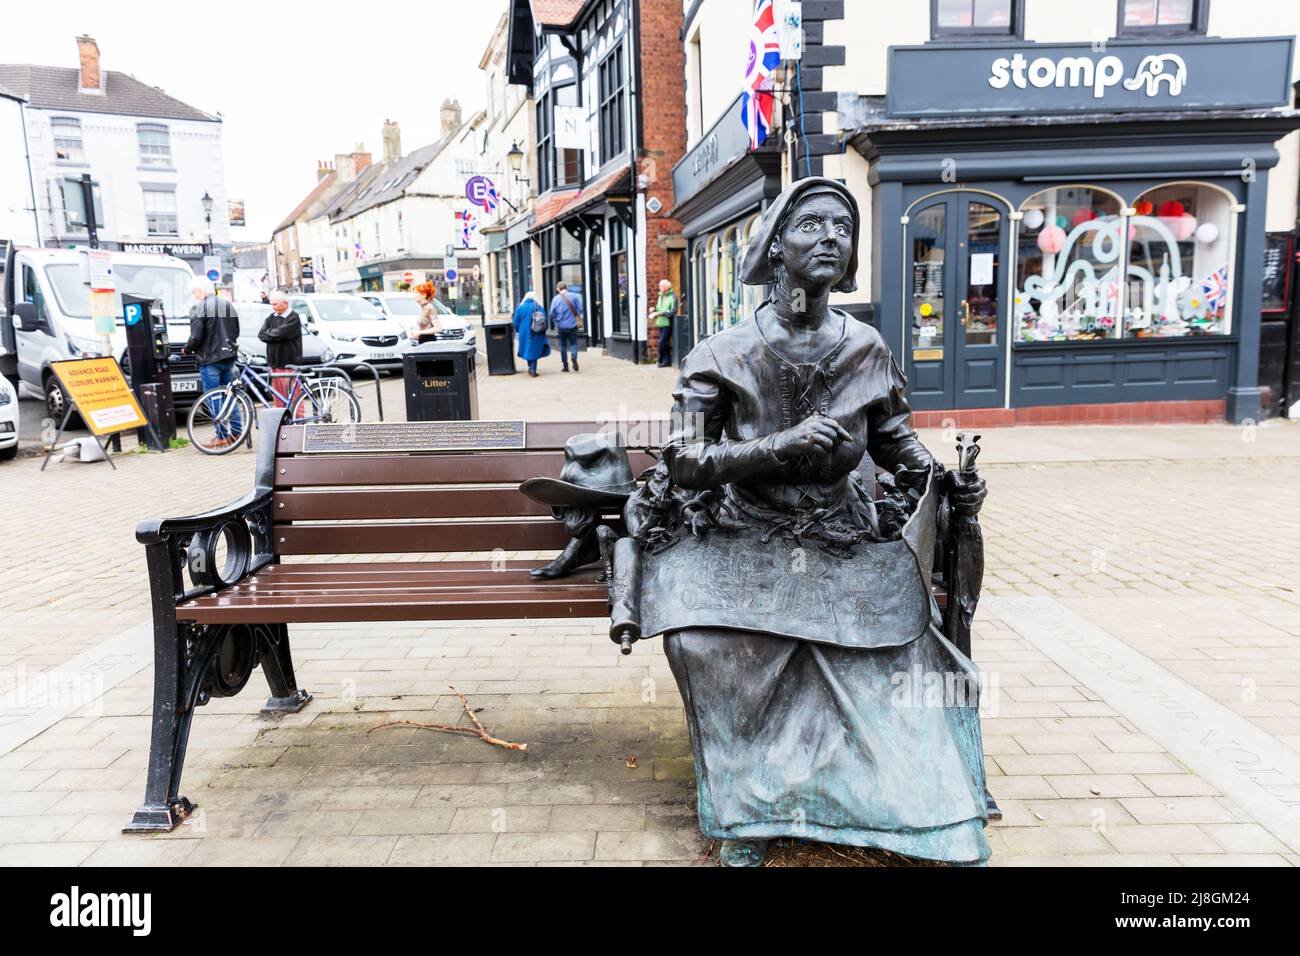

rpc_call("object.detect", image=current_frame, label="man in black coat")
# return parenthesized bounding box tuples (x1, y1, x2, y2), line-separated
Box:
(258, 291, 303, 408)
(184, 277, 242, 448)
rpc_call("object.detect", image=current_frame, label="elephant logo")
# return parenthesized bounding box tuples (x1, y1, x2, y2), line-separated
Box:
(1122, 53, 1187, 96)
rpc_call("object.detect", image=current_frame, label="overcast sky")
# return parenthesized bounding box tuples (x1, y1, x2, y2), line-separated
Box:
(3, 1, 509, 242)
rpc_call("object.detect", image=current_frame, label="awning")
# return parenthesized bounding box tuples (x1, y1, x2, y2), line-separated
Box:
(529, 166, 632, 234)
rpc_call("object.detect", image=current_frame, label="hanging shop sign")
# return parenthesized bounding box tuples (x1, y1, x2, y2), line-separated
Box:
(886, 36, 1294, 117)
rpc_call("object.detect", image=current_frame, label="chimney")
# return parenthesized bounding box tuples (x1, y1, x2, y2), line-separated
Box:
(76, 35, 103, 93)
(316, 160, 334, 182)
(382, 120, 401, 164)
(440, 98, 462, 140)
(333, 147, 372, 185)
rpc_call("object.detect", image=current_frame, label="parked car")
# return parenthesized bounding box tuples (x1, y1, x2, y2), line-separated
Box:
(278, 294, 412, 370)
(233, 301, 335, 367)
(3, 246, 200, 418)
(0, 373, 17, 460)
(359, 291, 476, 348)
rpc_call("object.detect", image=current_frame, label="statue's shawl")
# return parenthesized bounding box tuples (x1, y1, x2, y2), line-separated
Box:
(638, 472, 937, 649)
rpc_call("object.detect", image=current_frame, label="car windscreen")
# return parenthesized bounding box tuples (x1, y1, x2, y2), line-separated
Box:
(382, 297, 422, 316)
(45, 263, 191, 321)
(312, 297, 385, 322)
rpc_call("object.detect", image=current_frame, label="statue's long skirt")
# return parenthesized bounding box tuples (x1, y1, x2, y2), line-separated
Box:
(663, 623, 991, 863)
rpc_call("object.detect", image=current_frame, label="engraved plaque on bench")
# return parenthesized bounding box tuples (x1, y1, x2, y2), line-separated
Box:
(302, 421, 527, 453)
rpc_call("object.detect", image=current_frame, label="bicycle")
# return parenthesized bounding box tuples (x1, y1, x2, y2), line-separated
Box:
(187, 357, 362, 455)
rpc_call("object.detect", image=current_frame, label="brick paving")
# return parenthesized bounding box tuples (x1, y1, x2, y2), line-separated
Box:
(2, 349, 1299, 865)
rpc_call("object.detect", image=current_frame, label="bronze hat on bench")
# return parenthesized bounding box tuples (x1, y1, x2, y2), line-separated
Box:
(520, 432, 638, 508)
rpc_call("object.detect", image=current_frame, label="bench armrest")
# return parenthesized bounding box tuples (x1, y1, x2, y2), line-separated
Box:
(136, 407, 287, 607)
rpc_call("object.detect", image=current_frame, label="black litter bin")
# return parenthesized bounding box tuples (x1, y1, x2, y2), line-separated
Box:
(402, 340, 479, 421)
(483, 320, 517, 375)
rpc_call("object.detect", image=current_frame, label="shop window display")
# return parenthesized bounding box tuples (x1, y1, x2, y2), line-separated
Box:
(1014, 186, 1123, 342)
(1014, 182, 1233, 342)
(1125, 183, 1232, 338)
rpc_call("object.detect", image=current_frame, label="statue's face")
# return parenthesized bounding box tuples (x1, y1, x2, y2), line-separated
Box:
(775, 194, 853, 290)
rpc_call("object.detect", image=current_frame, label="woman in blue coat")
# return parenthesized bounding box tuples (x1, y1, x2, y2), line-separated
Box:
(512, 291, 551, 377)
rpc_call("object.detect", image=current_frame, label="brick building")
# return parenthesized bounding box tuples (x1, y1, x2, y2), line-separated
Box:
(506, 0, 686, 362)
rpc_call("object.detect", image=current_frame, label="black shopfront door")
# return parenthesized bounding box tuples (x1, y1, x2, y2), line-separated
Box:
(905, 191, 1009, 410)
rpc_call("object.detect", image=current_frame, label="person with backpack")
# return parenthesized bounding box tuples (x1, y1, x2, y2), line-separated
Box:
(512, 291, 551, 377)
(549, 281, 583, 372)
(183, 276, 242, 448)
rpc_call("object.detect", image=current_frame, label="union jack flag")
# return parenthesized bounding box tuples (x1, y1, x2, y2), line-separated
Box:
(483, 182, 500, 215)
(740, 0, 780, 151)
(455, 209, 478, 249)
(353, 239, 364, 260)
(1200, 266, 1229, 309)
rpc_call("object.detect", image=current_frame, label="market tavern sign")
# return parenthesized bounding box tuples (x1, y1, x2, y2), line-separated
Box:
(121, 242, 207, 257)
(886, 36, 1294, 117)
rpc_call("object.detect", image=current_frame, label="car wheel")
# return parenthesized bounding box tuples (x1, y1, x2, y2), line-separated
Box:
(44, 373, 81, 427)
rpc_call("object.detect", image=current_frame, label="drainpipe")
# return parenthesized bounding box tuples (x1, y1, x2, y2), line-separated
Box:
(18, 99, 42, 246)
(629, 0, 643, 363)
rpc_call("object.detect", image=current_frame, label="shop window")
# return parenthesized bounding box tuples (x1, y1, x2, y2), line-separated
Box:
(723, 226, 741, 329)
(52, 117, 84, 163)
(739, 215, 763, 321)
(1126, 183, 1233, 338)
(931, 0, 1021, 39)
(1118, 0, 1207, 36)
(1015, 186, 1124, 343)
(692, 244, 707, 340)
(610, 219, 629, 336)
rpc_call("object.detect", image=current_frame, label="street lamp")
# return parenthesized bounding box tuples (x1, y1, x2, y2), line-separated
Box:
(507, 141, 529, 184)
(201, 191, 213, 251)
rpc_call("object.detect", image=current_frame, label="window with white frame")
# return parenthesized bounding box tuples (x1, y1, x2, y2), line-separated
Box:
(137, 123, 171, 166)
(52, 117, 84, 162)
(598, 43, 626, 165)
(143, 188, 178, 236)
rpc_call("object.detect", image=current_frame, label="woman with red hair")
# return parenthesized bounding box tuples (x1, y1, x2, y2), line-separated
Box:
(412, 280, 443, 343)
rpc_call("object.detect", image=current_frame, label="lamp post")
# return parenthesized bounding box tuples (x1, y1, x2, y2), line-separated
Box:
(201, 191, 213, 252)
(507, 141, 529, 187)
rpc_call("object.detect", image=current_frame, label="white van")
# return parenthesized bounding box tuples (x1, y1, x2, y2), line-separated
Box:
(2, 246, 198, 419)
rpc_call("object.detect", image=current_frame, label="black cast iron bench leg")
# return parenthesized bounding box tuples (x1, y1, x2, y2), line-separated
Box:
(124, 617, 312, 833)
(259, 623, 313, 714)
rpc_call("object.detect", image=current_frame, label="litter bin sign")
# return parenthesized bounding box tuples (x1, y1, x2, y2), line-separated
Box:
(483, 320, 516, 376)
(402, 340, 479, 421)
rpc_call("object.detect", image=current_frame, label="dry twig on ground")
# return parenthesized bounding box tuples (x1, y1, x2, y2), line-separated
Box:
(366, 684, 528, 751)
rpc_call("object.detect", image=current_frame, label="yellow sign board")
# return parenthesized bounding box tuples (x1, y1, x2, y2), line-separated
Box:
(50, 357, 148, 436)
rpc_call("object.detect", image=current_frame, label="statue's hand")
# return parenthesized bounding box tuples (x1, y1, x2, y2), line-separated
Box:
(773, 414, 853, 461)
(946, 471, 987, 517)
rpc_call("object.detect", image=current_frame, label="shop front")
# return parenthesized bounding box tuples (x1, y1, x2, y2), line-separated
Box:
(671, 95, 782, 359)
(843, 36, 1300, 423)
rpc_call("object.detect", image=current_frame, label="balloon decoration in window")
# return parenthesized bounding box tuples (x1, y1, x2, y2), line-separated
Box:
(1015, 186, 1124, 342)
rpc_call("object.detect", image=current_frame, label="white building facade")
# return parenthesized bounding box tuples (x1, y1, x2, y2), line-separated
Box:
(0, 36, 231, 282)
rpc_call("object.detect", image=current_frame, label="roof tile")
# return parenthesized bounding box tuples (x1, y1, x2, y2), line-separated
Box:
(0, 64, 214, 121)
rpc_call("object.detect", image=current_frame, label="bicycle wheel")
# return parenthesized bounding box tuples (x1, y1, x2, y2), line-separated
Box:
(294, 378, 362, 424)
(188, 386, 254, 455)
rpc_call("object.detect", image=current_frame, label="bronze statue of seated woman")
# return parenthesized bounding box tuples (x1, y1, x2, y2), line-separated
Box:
(609, 177, 992, 867)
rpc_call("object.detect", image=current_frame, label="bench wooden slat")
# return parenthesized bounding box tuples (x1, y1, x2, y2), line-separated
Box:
(275, 520, 588, 555)
(273, 451, 657, 488)
(273, 488, 572, 521)
(275, 420, 672, 454)
(240, 564, 600, 588)
(178, 588, 610, 624)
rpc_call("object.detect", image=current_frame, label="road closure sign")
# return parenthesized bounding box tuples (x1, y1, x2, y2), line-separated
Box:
(50, 357, 148, 436)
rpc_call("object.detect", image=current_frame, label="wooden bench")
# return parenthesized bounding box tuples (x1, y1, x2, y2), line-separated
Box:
(125, 409, 658, 832)
(125, 409, 977, 832)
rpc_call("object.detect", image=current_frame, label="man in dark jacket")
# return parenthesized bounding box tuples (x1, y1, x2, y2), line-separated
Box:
(184, 277, 242, 447)
(258, 291, 303, 406)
